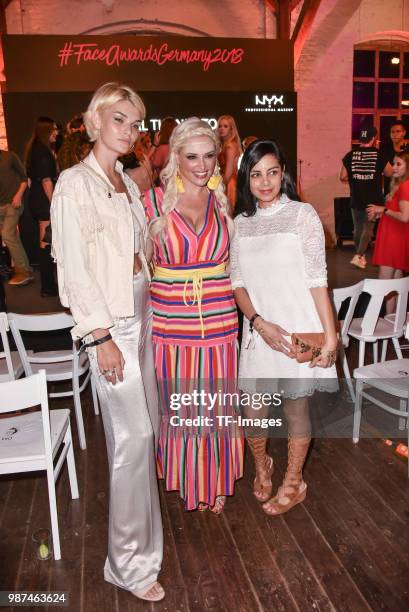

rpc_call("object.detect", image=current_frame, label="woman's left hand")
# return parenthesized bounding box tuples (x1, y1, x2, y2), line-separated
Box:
(366, 204, 384, 220)
(309, 342, 338, 369)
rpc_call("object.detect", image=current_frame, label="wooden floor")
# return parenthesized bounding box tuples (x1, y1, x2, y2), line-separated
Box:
(1, 245, 409, 611)
(1, 390, 408, 612)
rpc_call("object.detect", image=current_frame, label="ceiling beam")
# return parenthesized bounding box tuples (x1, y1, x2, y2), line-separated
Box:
(0, 0, 13, 35)
(277, 0, 291, 39)
(291, 0, 322, 63)
(0, 5, 6, 35)
(264, 0, 279, 14)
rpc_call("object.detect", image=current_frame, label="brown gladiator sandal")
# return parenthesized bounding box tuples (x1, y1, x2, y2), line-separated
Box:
(262, 436, 310, 516)
(247, 437, 274, 503)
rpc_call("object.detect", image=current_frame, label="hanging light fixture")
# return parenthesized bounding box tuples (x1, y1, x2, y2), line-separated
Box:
(391, 56, 400, 64)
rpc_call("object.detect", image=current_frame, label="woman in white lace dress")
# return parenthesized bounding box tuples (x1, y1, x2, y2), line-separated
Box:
(231, 140, 338, 516)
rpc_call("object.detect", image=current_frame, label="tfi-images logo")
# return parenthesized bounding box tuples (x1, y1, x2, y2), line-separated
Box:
(245, 93, 294, 113)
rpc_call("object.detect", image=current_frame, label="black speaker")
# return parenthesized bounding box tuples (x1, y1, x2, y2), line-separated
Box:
(334, 197, 353, 246)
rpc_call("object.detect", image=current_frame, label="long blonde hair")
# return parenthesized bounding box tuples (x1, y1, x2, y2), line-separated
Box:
(388, 150, 409, 199)
(217, 114, 242, 153)
(150, 117, 232, 237)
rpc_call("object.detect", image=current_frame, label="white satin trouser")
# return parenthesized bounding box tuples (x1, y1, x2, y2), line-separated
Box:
(86, 271, 163, 593)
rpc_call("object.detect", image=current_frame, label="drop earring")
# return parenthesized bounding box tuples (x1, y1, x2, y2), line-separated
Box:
(207, 173, 222, 190)
(175, 171, 185, 193)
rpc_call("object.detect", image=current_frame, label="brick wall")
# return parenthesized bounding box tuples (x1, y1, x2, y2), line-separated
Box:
(1, 0, 408, 236)
(296, 0, 409, 239)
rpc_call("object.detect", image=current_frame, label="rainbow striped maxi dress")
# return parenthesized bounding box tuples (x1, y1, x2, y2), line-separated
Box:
(144, 187, 244, 510)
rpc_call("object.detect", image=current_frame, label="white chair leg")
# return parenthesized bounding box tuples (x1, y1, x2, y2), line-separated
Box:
(372, 341, 378, 363)
(341, 346, 355, 402)
(65, 425, 79, 499)
(398, 398, 407, 431)
(359, 341, 366, 367)
(91, 373, 99, 416)
(46, 464, 61, 560)
(353, 380, 363, 443)
(381, 339, 388, 362)
(392, 337, 403, 359)
(73, 374, 87, 450)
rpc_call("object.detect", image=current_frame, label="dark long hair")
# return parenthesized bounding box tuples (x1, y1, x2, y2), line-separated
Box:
(235, 140, 299, 217)
(24, 116, 56, 166)
(158, 117, 178, 145)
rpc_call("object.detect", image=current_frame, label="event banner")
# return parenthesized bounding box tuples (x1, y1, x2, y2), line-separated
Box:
(1, 35, 294, 92)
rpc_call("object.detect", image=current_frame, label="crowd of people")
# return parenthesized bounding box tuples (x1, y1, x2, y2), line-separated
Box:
(340, 121, 409, 281)
(1, 81, 408, 603)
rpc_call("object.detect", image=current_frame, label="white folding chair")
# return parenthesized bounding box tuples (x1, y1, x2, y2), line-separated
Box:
(384, 311, 409, 355)
(7, 312, 99, 450)
(0, 370, 79, 559)
(332, 280, 364, 401)
(348, 277, 409, 367)
(0, 312, 28, 382)
(352, 326, 409, 477)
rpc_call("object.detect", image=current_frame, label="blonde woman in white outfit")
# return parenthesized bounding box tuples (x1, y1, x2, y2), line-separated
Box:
(231, 140, 338, 517)
(51, 83, 164, 602)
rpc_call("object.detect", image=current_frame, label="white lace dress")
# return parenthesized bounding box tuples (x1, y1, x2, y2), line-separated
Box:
(230, 194, 338, 398)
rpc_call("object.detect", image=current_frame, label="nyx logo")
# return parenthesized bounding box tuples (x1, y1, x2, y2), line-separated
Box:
(255, 94, 284, 107)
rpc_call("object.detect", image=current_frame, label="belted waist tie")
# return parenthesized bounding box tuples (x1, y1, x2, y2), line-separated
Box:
(154, 263, 226, 339)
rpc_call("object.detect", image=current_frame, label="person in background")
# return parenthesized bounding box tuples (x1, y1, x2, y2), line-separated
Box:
(382, 120, 407, 196)
(0, 149, 33, 286)
(51, 82, 164, 602)
(237, 135, 258, 170)
(125, 133, 154, 193)
(25, 117, 59, 296)
(149, 117, 178, 183)
(144, 117, 244, 514)
(340, 126, 392, 269)
(137, 131, 153, 159)
(0, 276, 5, 311)
(217, 115, 242, 209)
(58, 114, 92, 171)
(367, 149, 409, 313)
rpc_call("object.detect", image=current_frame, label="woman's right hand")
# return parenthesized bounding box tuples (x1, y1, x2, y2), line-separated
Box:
(96, 339, 125, 385)
(254, 318, 295, 357)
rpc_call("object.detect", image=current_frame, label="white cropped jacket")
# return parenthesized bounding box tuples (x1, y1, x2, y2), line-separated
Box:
(51, 151, 150, 340)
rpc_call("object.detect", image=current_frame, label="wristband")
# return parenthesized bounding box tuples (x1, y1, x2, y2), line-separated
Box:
(79, 332, 112, 355)
(249, 313, 261, 332)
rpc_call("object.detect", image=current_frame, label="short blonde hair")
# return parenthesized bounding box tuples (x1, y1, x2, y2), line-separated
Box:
(84, 82, 146, 142)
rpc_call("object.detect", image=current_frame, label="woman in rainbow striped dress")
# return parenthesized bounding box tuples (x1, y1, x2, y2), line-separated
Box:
(144, 118, 244, 513)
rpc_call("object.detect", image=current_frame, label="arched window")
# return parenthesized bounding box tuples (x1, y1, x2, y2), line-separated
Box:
(352, 41, 409, 147)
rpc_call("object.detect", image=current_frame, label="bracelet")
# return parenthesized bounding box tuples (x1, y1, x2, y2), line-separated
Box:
(249, 313, 261, 333)
(78, 332, 112, 355)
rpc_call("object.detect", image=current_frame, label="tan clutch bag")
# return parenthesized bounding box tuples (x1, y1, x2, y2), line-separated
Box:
(291, 333, 326, 363)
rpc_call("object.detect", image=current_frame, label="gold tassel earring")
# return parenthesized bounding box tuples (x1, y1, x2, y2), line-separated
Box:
(207, 173, 222, 190)
(175, 172, 185, 193)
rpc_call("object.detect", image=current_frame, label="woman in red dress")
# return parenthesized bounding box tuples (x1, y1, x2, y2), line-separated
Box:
(368, 149, 409, 313)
